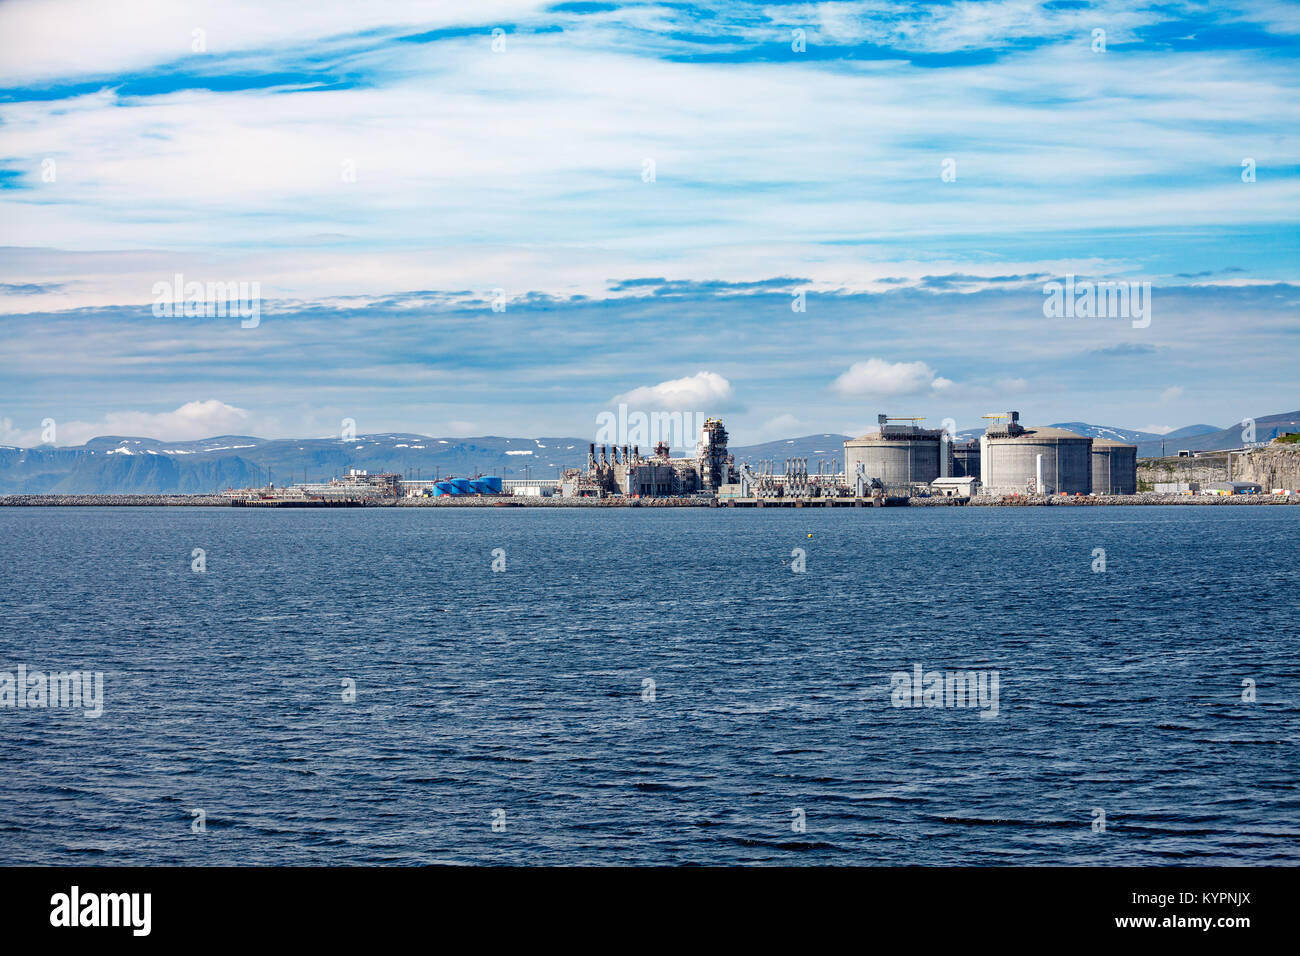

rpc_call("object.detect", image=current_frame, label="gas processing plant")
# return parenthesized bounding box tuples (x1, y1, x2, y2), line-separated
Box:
(223, 410, 1139, 505)
(565, 410, 1138, 504)
(562, 418, 735, 498)
(718, 411, 1138, 505)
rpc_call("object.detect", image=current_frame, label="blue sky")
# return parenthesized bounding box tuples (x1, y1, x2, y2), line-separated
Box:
(0, 0, 1297, 445)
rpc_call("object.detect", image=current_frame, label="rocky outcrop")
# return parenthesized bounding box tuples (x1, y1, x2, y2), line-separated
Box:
(1138, 451, 1230, 488)
(1138, 444, 1300, 491)
(1235, 444, 1300, 490)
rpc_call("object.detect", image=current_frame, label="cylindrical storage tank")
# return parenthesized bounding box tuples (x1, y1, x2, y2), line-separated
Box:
(843, 433, 942, 489)
(433, 481, 456, 496)
(1091, 440, 1137, 495)
(981, 426, 1092, 495)
(469, 479, 493, 494)
(450, 478, 474, 494)
(479, 476, 503, 494)
(952, 440, 981, 478)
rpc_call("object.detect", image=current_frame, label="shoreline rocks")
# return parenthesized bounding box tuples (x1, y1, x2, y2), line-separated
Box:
(2, 493, 1296, 508)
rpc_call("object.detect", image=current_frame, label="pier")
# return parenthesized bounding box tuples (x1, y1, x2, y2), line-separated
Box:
(719, 495, 909, 508)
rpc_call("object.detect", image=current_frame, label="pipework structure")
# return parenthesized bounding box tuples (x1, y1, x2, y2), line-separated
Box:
(732, 457, 848, 500)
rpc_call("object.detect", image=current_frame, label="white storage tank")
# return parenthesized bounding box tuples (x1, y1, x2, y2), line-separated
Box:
(1091, 439, 1138, 495)
(979, 413, 1092, 495)
(843, 415, 947, 490)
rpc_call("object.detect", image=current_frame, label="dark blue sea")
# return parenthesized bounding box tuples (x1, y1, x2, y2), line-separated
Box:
(1, 506, 1296, 865)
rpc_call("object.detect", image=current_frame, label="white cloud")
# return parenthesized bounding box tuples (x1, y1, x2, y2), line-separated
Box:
(1160, 386, 1184, 403)
(831, 358, 942, 399)
(5, 399, 252, 446)
(615, 371, 734, 410)
(754, 413, 802, 441)
(96, 400, 251, 440)
(0, 416, 25, 447)
(761, 412, 800, 431)
(803, 0, 1162, 53)
(1, 14, 1297, 308)
(0, 2, 1295, 445)
(0, 1, 547, 85)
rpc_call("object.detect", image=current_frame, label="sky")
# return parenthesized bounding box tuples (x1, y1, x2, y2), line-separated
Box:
(1, 0, 1297, 447)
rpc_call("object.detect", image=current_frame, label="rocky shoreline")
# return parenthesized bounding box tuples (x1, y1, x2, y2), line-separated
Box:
(2, 493, 1297, 508)
(0, 494, 230, 506)
(963, 493, 1299, 506)
(0, 494, 711, 507)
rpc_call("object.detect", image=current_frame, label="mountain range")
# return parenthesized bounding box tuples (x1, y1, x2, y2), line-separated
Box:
(2, 412, 1296, 494)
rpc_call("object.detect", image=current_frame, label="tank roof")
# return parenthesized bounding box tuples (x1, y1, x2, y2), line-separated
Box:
(984, 425, 1090, 441)
(1091, 438, 1137, 449)
(846, 428, 943, 443)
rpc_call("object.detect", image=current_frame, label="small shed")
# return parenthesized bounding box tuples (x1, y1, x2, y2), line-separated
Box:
(931, 476, 981, 497)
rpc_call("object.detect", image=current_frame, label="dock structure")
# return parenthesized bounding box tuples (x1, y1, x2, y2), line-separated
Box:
(222, 468, 407, 505)
(719, 494, 907, 508)
(230, 497, 368, 507)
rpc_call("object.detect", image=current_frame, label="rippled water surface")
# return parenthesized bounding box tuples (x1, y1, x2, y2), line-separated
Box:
(1, 505, 1296, 865)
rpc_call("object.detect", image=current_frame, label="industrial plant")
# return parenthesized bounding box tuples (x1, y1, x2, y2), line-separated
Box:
(562, 418, 735, 498)
(719, 411, 1140, 504)
(210, 408, 1300, 507)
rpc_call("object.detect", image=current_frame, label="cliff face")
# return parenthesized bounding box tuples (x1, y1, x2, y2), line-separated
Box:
(1138, 444, 1300, 490)
(1236, 445, 1300, 490)
(1138, 452, 1230, 488)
